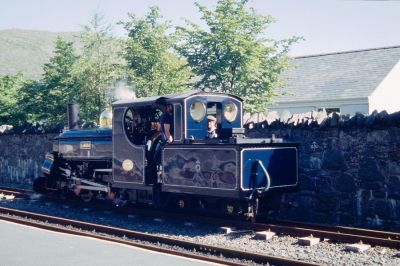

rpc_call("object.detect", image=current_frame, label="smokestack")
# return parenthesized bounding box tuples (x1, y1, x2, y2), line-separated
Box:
(67, 103, 80, 130)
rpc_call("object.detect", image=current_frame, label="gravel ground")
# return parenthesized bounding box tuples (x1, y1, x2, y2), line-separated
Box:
(1, 195, 400, 266)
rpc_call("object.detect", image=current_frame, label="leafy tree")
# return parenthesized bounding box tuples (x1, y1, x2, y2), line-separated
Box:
(121, 6, 193, 97)
(40, 37, 79, 124)
(73, 12, 122, 122)
(15, 80, 47, 125)
(176, 0, 300, 113)
(0, 73, 24, 125)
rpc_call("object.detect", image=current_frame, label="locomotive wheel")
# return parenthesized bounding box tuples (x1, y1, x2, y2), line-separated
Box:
(80, 190, 94, 203)
(247, 198, 259, 223)
(33, 176, 46, 193)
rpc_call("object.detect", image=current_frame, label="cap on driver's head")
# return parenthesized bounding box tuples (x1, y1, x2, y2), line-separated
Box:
(207, 115, 216, 121)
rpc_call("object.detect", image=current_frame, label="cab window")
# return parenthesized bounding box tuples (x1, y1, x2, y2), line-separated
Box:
(124, 107, 163, 146)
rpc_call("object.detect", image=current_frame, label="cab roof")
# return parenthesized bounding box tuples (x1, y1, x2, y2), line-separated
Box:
(112, 90, 243, 107)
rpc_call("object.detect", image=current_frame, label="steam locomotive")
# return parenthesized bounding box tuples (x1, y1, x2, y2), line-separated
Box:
(33, 90, 298, 220)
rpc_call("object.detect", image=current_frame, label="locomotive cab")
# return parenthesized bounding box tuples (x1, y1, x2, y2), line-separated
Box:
(112, 90, 298, 218)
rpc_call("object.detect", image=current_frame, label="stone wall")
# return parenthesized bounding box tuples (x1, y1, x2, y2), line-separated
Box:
(1, 109, 400, 230)
(247, 110, 400, 230)
(0, 133, 56, 187)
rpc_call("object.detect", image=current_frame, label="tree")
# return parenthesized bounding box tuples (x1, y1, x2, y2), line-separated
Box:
(15, 80, 47, 125)
(121, 6, 193, 98)
(176, 0, 300, 113)
(73, 12, 122, 122)
(0, 73, 24, 125)
(41, 37, 79, 124)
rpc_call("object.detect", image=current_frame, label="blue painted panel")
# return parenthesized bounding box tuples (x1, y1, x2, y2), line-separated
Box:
(185, 97, 208, 139)
(241, 148, 298, 190)
(163, 146, 238, 190)
(112, 107, 145, 184)
(57, 128, 112, 139)
(185, 96, 242, 139)
(41, 159, 53, 174)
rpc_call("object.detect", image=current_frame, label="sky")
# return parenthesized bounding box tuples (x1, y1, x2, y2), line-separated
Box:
(1, 0, 400, 56)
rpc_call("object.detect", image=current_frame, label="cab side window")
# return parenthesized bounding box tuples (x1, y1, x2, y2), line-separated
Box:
(205, 102, 221, 139)
(124, 108, 146, 145)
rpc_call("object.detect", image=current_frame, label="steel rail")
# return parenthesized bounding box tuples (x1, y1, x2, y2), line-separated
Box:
(0, 207, 320, 266)
(0, 186, 27, 196)
(2, 185, 399, 249)
(167, 213, 400, 249)
(119, 208, 400, 248)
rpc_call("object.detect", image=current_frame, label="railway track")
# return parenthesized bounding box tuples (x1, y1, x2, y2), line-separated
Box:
(0, 186, 26, 198)
(0, 206, 318, 266)
(2, 185, 400, 250)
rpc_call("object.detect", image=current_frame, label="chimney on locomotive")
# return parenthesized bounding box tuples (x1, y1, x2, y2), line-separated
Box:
(67, 103, 80, 130)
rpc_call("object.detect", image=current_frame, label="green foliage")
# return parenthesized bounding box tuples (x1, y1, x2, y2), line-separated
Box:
(1, 3, 299, 127)
(40, 37, 79, 124)
(0, 73, 24, 125)
(15, 80, 47, 125)
(73, 12, 123, 122)
(121, 6, 193, 97)
(176, 0, 300, 113)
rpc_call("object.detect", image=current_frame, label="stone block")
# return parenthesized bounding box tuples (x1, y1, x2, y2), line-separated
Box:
(321, 149, 348, 171)
(265, 111, 279, 125)
(298, 174, 316, 191)
(309, 156, 322, 170)
(254, 231, 276, 240)
(388, 176, 400, 200)
(298, 236, 320, 246)
(345, 243, 371, 253)
(366, 130, 390, 145)
(374, 199, 391, 219)
(220, 227, 235, 234)
(355, 113, 366, 126)
(298, 195, 314, 208)
(329, 112, 340, 127)
(372, 190, 386, 198)
(377, 110, 390, 125)
(316, 178, 335, 193)
(365, 110, 378, 126)
(338, 214, 356, 225)
(335, 173, 356, 193)
(339, 197, 356, 214)
(315, 109, 328, 125)
(358, 157, 385, 182)
(315, 192, 340, 212)
(361, 181, 383, 190)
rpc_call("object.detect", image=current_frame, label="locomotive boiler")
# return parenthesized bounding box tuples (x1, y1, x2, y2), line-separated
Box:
(34, 90, 298, 220)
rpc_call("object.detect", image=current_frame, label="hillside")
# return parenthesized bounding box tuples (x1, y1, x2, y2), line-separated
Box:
(0, 29, 81, 80)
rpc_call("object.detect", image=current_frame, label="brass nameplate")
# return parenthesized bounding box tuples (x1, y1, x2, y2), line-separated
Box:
(80, 141, 91, 150)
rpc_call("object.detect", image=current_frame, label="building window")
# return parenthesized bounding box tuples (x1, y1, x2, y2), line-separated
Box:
(318, 107, 340, 115)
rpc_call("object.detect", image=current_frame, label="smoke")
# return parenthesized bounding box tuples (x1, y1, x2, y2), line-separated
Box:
(112, 78, 137, 101)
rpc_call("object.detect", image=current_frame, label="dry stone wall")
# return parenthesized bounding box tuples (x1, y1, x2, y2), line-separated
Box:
(247, 110, 400, 230)
(1, 109, 400, 230)
(0, 133, 56, 187)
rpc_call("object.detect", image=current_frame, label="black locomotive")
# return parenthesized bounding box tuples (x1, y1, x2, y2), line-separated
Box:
(34, 90, 298, 220)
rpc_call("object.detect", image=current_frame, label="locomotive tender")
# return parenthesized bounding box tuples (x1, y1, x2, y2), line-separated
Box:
(34, 90, 298, 219)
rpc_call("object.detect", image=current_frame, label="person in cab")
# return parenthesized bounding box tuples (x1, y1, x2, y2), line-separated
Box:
(206, 115, 218, 139)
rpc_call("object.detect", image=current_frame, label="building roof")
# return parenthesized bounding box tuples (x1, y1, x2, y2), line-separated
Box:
(275, 46, 400, 103)
(112, 90, 243, 107)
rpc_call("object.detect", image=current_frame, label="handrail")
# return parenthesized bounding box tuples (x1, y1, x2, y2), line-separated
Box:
(249, 160, 271, 200)
(255, 160, 271, 192)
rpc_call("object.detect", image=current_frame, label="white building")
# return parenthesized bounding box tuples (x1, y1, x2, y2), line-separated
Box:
(269, 46, 400, 116)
